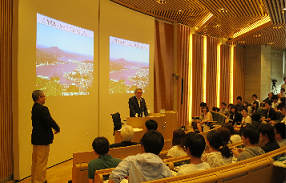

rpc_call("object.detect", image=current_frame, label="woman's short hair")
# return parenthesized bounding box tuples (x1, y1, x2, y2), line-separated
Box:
(120, 125, 134, 142)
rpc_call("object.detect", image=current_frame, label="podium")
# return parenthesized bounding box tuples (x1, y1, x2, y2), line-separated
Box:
(114, 111, 178, 143)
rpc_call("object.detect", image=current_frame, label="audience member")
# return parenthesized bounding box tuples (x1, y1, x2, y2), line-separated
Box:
(202, 130, 232, 168)
(235, 96, 244, 112)
(216, 127, 231, 144)
(273, 123, 286, 147)
(176, 132, 210, 175)
(271, 95, 280, 109)
(194, 106, 213, 132)
(88, 137, 121, 182)
(145, 119, 158, 131)
(251, 101, 261, 116)
(229, 106, 242, 125)
(212, 106, 220, 112)
(192, 102, 207, 133)
(222, 124, 241, 143)
(280, 106, 286, 124)
(167, 129, 187, 157)
(110, 125, 138, 148)
(227, 104, 234, 118)
(232, 125, 265, 161)
(241, 109, 252, 125)
(280, 88, 286, 97)
(258, 123, 280, 153)
(109, 130, 172, 183)
(261, 100, 277, 122)
(251, 94, 260, 105)
(219, 102, 229, 117)
(263, 92, 274, 103)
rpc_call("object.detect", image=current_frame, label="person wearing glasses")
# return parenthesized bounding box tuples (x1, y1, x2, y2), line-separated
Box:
(31, 90, 60, 183)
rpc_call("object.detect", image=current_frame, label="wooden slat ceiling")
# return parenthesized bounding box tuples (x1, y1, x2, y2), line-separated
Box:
(111, 0, 286, 50)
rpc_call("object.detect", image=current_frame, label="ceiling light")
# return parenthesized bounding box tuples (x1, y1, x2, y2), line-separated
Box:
(220, 8, 228, 13)
(272, 26, 282, 29)
(156, 0, 166, 4)
(238, 41, 245, 44)
(267, 42, 274, 45)
(253, 34, 261, 38)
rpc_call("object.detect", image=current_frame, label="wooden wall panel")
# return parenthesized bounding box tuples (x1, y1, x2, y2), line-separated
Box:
(244, 46, 261, 102)
(192, 34, 204, 116)
(0, 0, 13, 182)
(219, 45, 231, 105)
(233, 46, 245, 102)
(206, 37, 218, 109)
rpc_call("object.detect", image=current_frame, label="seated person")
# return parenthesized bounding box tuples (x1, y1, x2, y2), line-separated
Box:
(217, 127, 231, 144)
(261, 100, 277, 122)
(167, 129, 187, 157)
(193, 106, 213, 132)
(263, 92, 274, 103)
(241, 109, 252, 125)
(219, 102, 229, 117)
(274, 123, 286, 147)
(222, 123, 241, 144)
(271, 95, 280, 109)
(235, 96, 244, 112)
(251, 101, 261, 116)
(251, 94, 260, 106)
(88, 137, 121, 183)
(232, 125, 265, 161)
(280, 88, 286, 97)
(176, 132, 210, 175)
(202, 130, 232, 168)
(258, 123, 280, 153)
(229, 106, 242, 125)
(110, 125, 138, 148)
(145, 119, 158, 131)
(109, 130, 172, 183)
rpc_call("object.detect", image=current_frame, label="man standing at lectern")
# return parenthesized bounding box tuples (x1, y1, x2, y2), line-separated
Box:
(129, 88, 148, 117)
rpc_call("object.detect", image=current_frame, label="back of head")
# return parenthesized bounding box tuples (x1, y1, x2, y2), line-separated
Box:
(32, 90, 43, 102)
(92, 137, 109, 155)
(141, 130, 164, 155)
(172, 129, 186, 148)
(272, 95, 278, 100)
(258, 123, 276, 142)
(242, 125, 259, 145)
(145, 120, 158, 131)
(217, 127, 231, 143)
(207, 130, 231, 158)
(120, 125, 134, 142)
(237, 96, 242, 101)
(200, 102, 207, 107)
(185, 132, 205, 158)
(274, 123, 285, 139)
(222, 123, 235, 135)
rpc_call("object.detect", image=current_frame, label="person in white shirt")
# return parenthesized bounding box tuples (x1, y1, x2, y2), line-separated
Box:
(241, 109, 252, 125)
(271, 95, 280, 109)
(167, 129, 187, 158)
(176, 132, 210, 175)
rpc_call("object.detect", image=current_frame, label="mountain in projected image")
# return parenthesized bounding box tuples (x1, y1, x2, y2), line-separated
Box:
(36, 45, 94, 96)
(109, 57, 149, 94)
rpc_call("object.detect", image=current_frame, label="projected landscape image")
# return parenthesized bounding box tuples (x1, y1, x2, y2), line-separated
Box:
(109, 36, 149, 94)
(36, 13, 94, 96)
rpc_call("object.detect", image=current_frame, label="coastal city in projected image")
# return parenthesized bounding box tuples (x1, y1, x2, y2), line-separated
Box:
(109, 36, 149, 94)
(36, 13, 94, 96)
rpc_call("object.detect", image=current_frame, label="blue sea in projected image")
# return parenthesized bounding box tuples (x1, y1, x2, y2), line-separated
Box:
(36, 21, 94, 97)
(109, 40, 150, 94)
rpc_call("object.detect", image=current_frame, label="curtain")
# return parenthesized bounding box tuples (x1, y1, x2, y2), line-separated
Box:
(191, 34, 204, 117)
(0, 0, 13, 182)
(177, 24, 191, 127)
(220, 45, 231, 105)
(233, 46, 245, 102)
(206, 37, 218, 109)
(154, 20, 174, 113)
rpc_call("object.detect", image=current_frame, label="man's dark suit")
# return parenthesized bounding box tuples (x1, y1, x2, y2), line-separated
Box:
(31, 103, 60, 145)
(128, 96, 148, 117)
